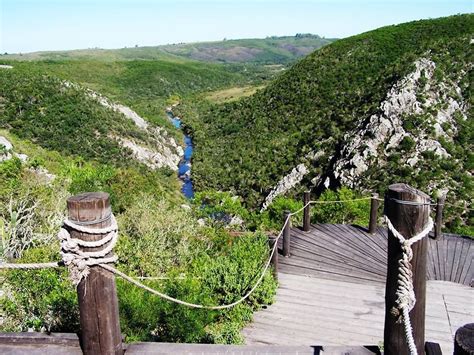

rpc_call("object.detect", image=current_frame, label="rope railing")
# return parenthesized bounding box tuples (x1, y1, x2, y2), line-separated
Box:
(0, 212, 292, 310)
(0, 194, 468, 316)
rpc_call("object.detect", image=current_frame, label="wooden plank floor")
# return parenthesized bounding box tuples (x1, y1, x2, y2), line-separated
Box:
(243, 274, 473, 355)
(277, 224, 473, 286)
(243, 224, 474, 354)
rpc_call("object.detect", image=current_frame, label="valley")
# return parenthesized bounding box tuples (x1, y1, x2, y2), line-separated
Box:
(0, 14, 472, 351)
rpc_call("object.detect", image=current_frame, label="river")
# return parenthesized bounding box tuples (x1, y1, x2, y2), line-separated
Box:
(167, 111, 194, 198)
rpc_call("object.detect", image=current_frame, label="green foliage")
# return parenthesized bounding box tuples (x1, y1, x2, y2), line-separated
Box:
(4, 35, 335, 65)
(192, 191, 250, 228)
(311, 188, 371, 225)
(262, 196, 304, 230)
(1, 247, 79, 332)
(182, 15, 473, 233)
(117, 222, 276, 344)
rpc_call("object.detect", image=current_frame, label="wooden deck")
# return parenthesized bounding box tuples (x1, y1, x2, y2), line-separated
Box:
(277, 224, 473, 286)
(242, 224, 474, 354)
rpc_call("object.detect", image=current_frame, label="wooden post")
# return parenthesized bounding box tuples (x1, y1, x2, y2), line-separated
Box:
(454, 323, 474, 355)
(434, 194, 446, 240)
(303, 191, 311, 232)
(283, 210, 291, 257)
(368, 193, 379, 234)
(67, 192, 123, 355)
(268, 235, 279, 280)
(383, 183, 430, 355)
(425, 342, 442, 355)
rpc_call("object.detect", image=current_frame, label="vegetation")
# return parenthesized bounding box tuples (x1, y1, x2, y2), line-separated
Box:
(0, 55, 280, 342)
(180, 15, 474, 234)
(0, 130, 276, 343)
(3, 34, 335, 64)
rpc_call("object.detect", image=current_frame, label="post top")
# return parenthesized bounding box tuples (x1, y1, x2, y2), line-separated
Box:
(68, 192, 110, 204)
(387, 183, 430, 200)
(67, 192, 111, 223)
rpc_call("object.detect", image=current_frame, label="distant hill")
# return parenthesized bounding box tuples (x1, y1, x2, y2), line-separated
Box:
(1, 34, 335, 64)
(184, 15, 473, 233)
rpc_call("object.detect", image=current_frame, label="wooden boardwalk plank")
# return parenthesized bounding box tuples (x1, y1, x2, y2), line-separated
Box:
(244, 223, 473, 354)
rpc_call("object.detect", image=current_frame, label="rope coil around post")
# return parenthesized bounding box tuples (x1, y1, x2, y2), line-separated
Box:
(58, 215, 119, 285)
(384, 215, 434, 355)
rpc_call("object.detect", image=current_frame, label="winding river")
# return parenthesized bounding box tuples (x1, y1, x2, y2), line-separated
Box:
(167, 111, 194, 198)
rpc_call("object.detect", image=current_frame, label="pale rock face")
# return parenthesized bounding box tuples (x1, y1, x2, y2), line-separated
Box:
(332, 57, 467, 188)
(15, 153, 29, 162)
(118, 138, 181, 171)
(0, 136, 13, 151)
(0, 136, 13, 161)
(229, 215, 244, 226)
(28, 167, 56, 184)
(261, 163, 308, 211)
(63, 81, 183, 170)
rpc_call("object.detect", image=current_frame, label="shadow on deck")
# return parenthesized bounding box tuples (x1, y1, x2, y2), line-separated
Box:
(277, 224, 473, 286)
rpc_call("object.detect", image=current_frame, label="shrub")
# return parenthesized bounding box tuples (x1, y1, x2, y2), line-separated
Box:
(311, 187, 371, 226)
(0, 246, 79, 333)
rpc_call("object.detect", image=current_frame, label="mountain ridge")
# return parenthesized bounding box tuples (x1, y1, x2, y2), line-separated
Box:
(183, 14, 473, 233)
(2, 34, 335, 64)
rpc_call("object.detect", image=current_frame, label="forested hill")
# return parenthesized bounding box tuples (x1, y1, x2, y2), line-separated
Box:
(185, 14, 473, 232)
(2, 34, 335, 64)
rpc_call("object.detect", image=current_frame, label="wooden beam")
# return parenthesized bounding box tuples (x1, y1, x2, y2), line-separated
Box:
(283, 210, 291, 257)
(454, 323, 474, 355)
(268, 235, 279, 280)
(303, 191, 311, 232)
(434, 194, 446, 240)
(383, 183, 430, 355)
(425, 342, 442, 355)
(368, 193, 379, 234)
(67, 192, 123, 355)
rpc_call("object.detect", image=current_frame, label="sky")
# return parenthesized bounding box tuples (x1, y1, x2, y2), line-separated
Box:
(0, 0, 472, 54)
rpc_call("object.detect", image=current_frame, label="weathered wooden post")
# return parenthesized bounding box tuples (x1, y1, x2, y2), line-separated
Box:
(268, 235, 279, 280)
(384, 183, 430, 355)
(454, 323, 474, 355)
(434, 194, 446, 240)
(368, 193, 379, 234)
(283, 210, 291, 257)
(303, 191, 311, 232)
(67, 192, 123, 355)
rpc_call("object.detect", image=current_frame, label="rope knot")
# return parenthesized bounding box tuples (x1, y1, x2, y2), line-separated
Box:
(58, 215, 118, 285)
(384, 215, 433, 355)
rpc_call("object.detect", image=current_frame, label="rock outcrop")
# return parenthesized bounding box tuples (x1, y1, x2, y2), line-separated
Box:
(261, 163, 308, 211)
(332, 57, 468, 190)
(63, 81, 183, 170)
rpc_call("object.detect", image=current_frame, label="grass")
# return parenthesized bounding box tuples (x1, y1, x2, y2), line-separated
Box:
(205, 85, 266, 104)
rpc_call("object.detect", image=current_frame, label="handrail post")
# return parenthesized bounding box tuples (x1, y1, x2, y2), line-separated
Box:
(454, 323, 474, 355)
(434, 193, 446, 240)
(384, 183, 430, 355)
(283, 210, 291, 257)
(67, 192, 123, 355)
(268, 235, 279, 280)
(303, 191, 311, 232)
(368, 193, 379, 234)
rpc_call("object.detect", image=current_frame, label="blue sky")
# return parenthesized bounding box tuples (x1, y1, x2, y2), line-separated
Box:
(0, 0, 471, 53)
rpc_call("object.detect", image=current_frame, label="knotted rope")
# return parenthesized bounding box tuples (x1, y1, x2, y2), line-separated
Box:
(58, 215, 118, 285)
(384, 215, 434, 355)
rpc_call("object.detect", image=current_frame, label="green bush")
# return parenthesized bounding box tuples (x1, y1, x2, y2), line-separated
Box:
(311, 187, 371, 225)
(0, 247, 79, 333)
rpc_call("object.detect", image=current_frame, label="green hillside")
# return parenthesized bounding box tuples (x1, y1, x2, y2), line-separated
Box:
(182, 14, 474, 233)
(0, 46, 279, 341)
(2, 34, 335, 64)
